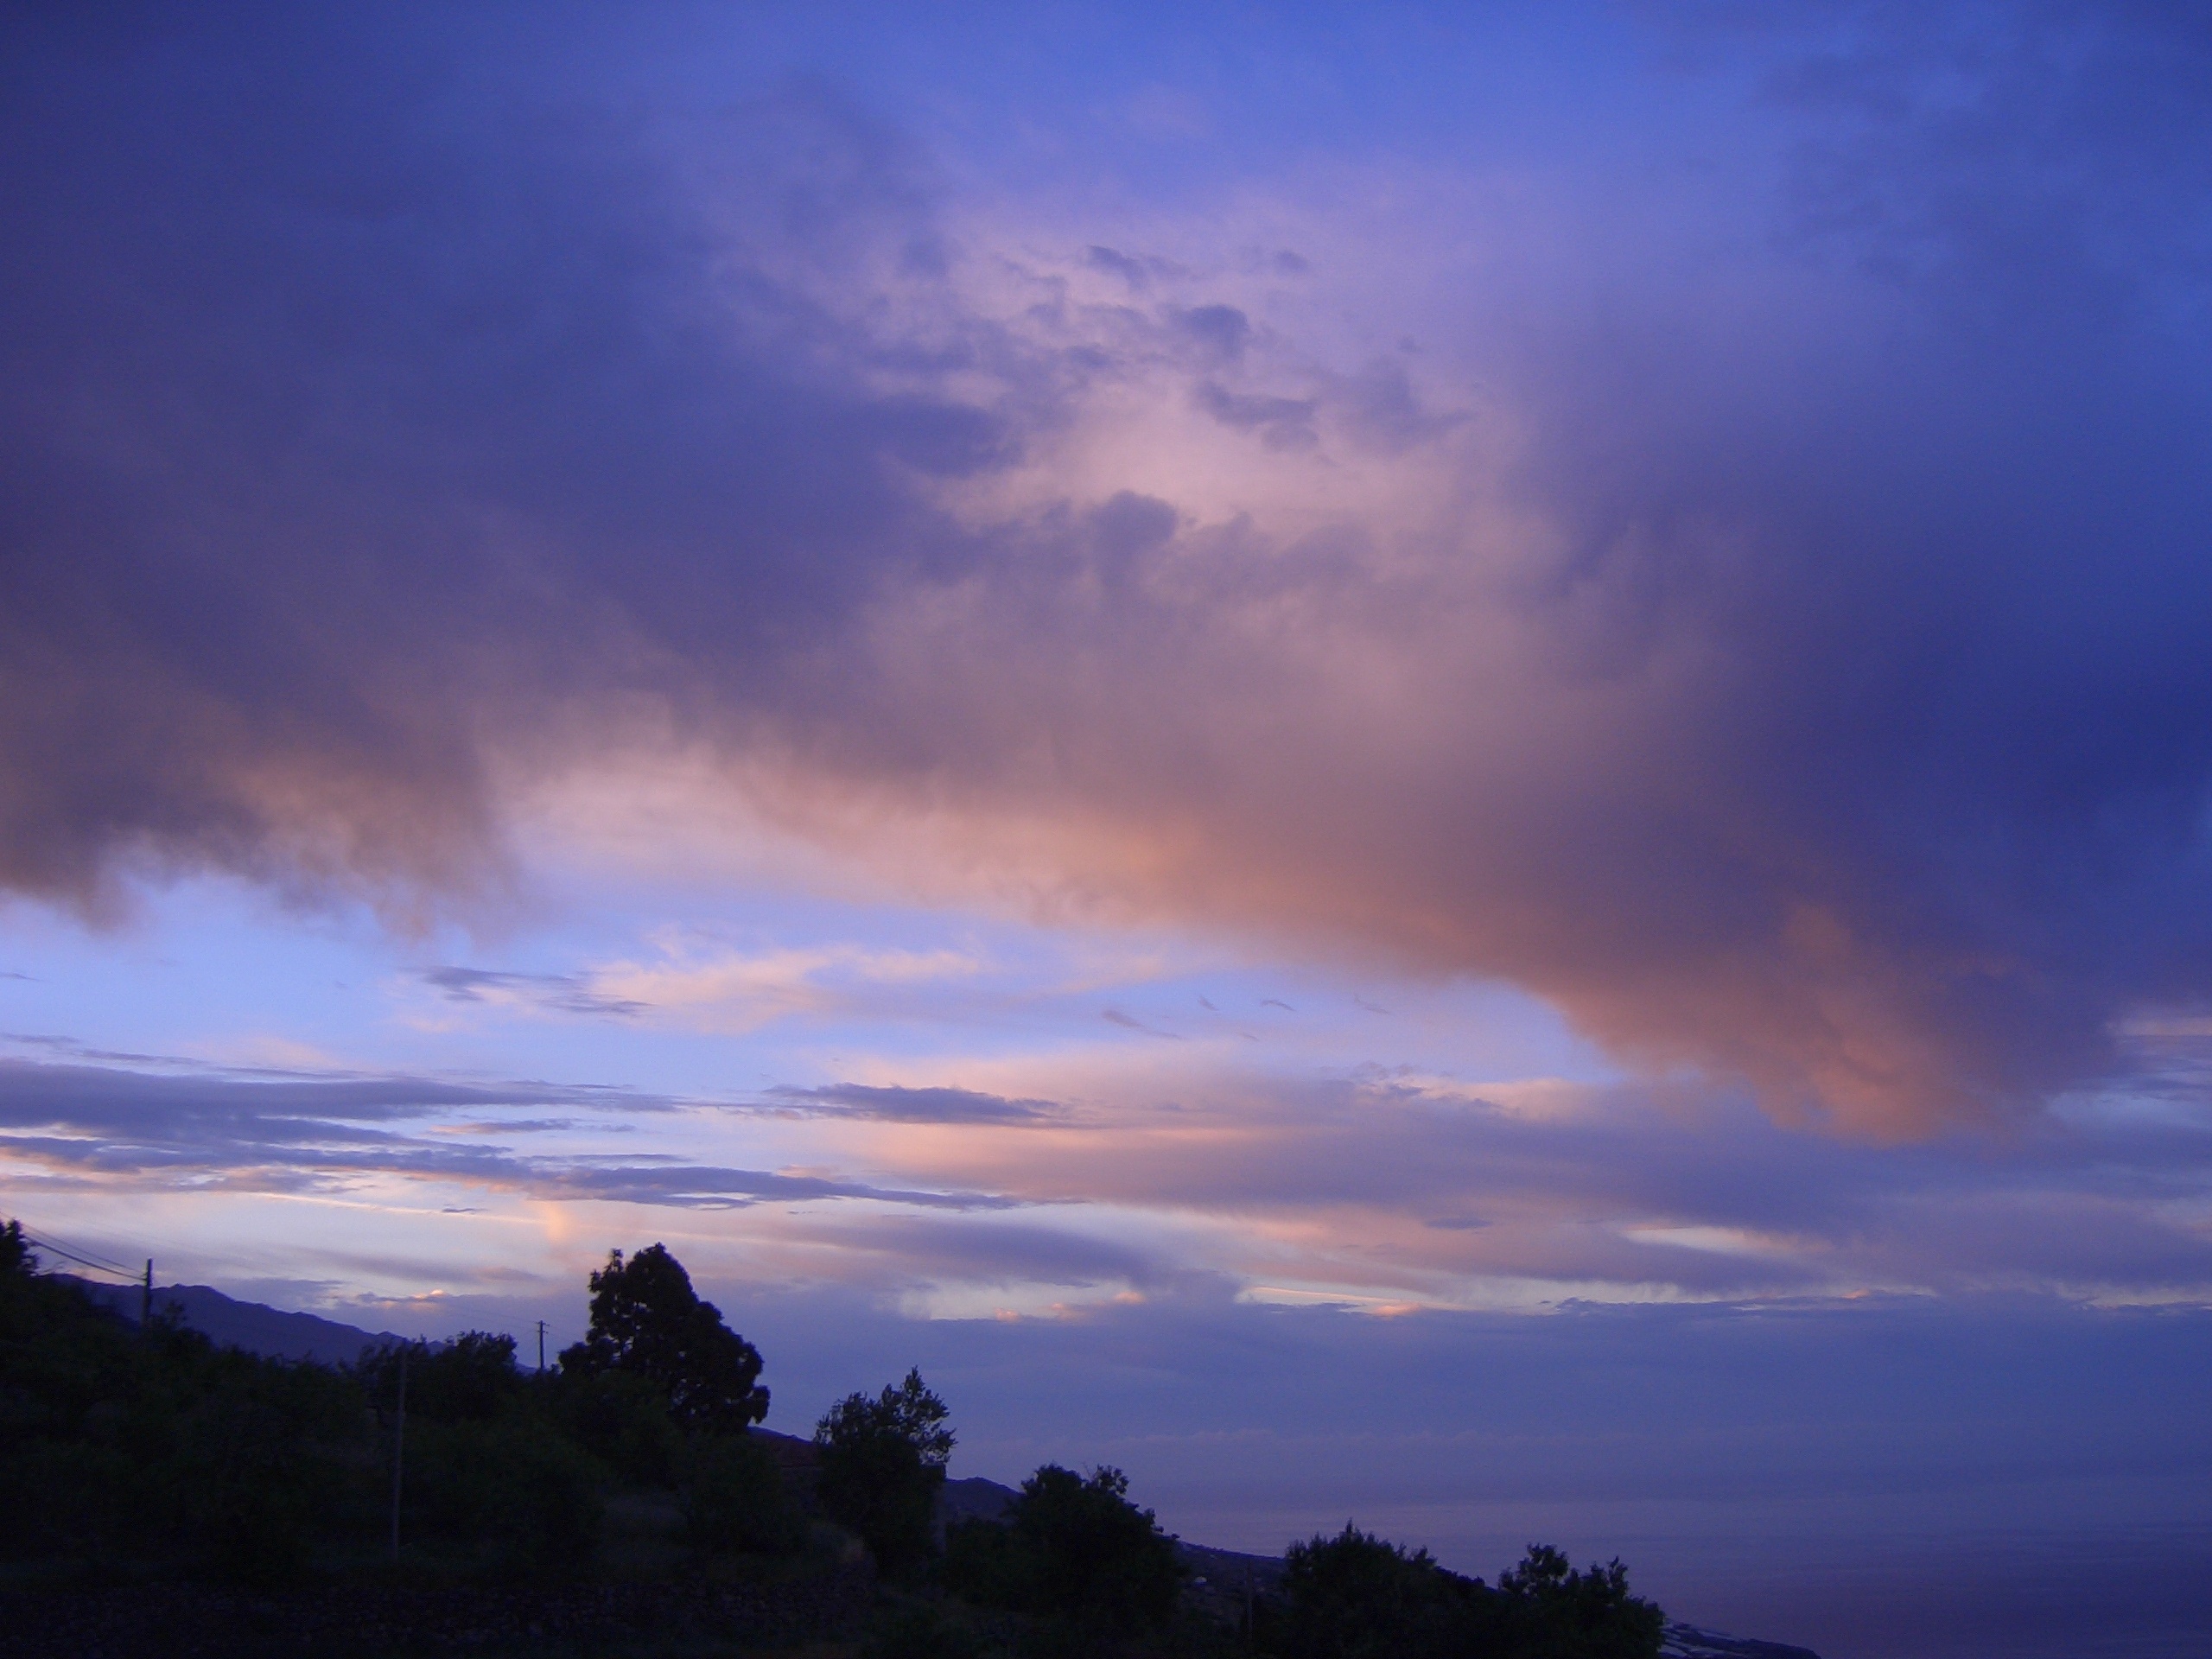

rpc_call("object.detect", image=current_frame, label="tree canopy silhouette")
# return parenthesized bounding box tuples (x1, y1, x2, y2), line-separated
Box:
(944, 1462, 1184, 1635)
(557, 1243, 768, 1433)
(1268, 1526, 1664, 1659)
(813, 1367, 952, 1574)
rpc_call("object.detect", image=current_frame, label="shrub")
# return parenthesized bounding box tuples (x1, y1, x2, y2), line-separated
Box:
(815, 1369, 954, 1576)
(682, 1431, 804, 1556)
(1264, 1529, 1665, 1659)
(1271, 1523, 1475, 1659)
(353, 1332, 524, 1423)
(943, 1464, 1182, 1638)
(1496, 1544, 1665, 1659)
(557, 1364, 684, 1487)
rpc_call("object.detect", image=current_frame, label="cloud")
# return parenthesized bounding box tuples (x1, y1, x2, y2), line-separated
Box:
(0, 1055, 1011, 1211)
(753, 1055, 2212, 1306)
(7, 7, 2212, 1131)
(769, 1082, 1060, 1123)
(423, 968, 647, 1019)
(584, 943, 988, 1032)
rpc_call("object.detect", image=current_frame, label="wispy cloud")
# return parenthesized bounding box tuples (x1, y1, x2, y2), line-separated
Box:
(768, 1082, 1060, 1124)
(423, 968, 647, 1019)
(0, 1056, 1011, 1212)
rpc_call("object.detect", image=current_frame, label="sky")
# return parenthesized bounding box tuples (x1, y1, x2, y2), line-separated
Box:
(5, 3, 2212, 1654)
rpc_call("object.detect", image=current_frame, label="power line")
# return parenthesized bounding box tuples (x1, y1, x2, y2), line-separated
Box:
(21, 1230, 139, 1280)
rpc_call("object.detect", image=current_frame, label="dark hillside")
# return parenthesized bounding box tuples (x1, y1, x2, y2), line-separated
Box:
(64, 1276, 401, 1363)
(3, 1231, 1816, 1658)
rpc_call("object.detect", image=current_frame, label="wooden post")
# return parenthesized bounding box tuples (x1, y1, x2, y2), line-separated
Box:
(140, 1260, 151, 1332)
(390, 1352, 407, 1561)
(537, 1319, 546, 1374)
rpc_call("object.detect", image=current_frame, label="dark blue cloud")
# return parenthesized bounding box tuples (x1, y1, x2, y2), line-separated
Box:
(0, 4, 1007, 896)
(6, 4, 2212, 1128)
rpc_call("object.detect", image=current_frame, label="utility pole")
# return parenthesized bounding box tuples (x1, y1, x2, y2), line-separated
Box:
(390, 1352, 407, 1562)
(537, 1319, 547, 1374)
(140, 1260, 152, 1332)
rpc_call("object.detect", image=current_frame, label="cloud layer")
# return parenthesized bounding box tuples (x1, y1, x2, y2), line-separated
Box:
(7, 6, 2212, 1128)
(9, 1033, 2211, 1311)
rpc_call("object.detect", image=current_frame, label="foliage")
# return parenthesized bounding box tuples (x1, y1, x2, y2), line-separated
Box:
(1262, 1527, 1662, 1659)
(1497, 1544, 1666, 1659)
(354, 1331, 525, 1422)
(681, 1430, 805, 1556)
(0, 1225, 792, 1586)
(557, 1363, 686, 1487)
(1268, 1523, 1478, 1659)
(815, 1368, 955, 1576)
(944, 1464, 1183, 1637)
(558, 1243, 770, 1433)
(0, 1214, 1669, 1655)
(0, 1253, 363, 1587)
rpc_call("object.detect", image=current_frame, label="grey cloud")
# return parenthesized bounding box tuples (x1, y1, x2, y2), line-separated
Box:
(0, 1056, 1011, 1211)
(769, 1082, 1060, 1123)
(1102, 1008, 1183, 1039)
(10, 6, 2212, 1131)
(1084, 245, 1151, 289)
(904, 1064, 2212, 1300)
(541, 1161, 1013, 1212)
(1166, 303, 1251, 362)
(0, 14, 1014, 908)
(1192, 381, 1318, 450)
(786, 1211, 1167, 1291)
(1328, 360, 1464, 453)
(424, 967, 647, 1019)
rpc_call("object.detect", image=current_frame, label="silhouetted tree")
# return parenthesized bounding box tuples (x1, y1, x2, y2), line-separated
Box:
(944, 1462, 1183, 1635)
(1497, 1544, 1664, 1659)
(355, 1331, 522, 1422)
(0, 1218, 30, 1276)
(814, 1368, 953, 1574)
(1270, 1523, 1478, 1659)
(558, 1243, 768, 1433)
(1262, 1528, 1665, 1659)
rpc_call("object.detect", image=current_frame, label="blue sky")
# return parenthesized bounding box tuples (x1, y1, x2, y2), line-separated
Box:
(6, 5, 2212, 1654)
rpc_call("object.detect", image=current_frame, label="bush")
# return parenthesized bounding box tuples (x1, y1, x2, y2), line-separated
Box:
(815, 1369, 954, 1576)
(354, 1332, 524, 1423)
(1014, 1465, 1183, 1633)
(557, 1364, 684, 1487)
(943, 1464, 1182, 1638)
(1497, 1545, 1665, 1659)
(682, 1432, 804, 1556)
(1263, 1529, 1664, 1659)
(401, 1411, 605, 1568)
(1271, 1524, 1477, 1659)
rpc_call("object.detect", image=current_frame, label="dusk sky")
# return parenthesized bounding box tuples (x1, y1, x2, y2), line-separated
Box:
(6, 6, 2212, 1655)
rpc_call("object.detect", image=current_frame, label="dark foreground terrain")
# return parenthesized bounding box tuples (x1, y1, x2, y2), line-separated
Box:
(3, 1230, 1815, 1658)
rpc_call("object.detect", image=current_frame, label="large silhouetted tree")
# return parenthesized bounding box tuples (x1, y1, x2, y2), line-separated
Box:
(558, 1244, 768, 1433)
